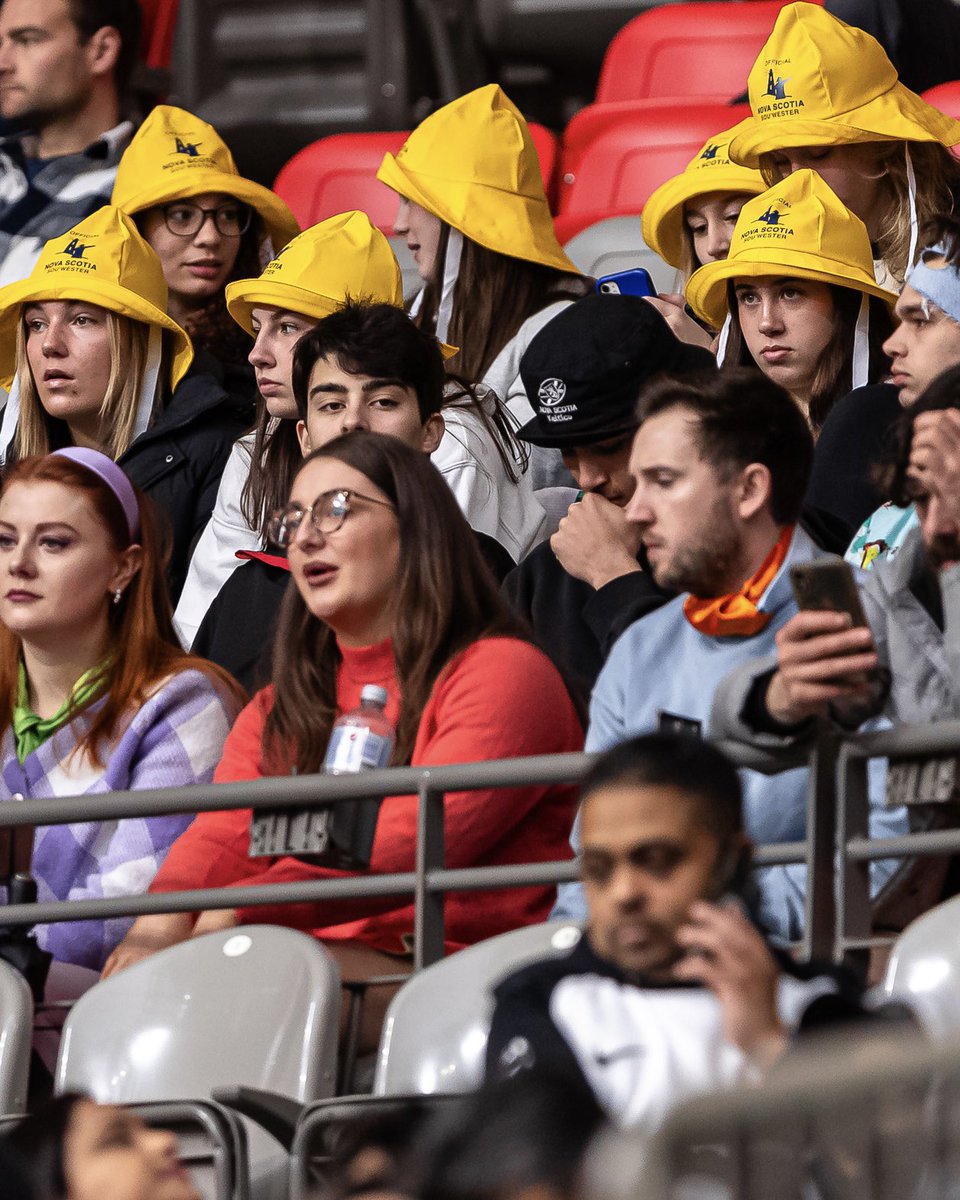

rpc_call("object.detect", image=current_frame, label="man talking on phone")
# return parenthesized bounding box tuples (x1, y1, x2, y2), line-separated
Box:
(485, 733, 868, 1127)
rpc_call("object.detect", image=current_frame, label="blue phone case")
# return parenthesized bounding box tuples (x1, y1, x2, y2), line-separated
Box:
(596, 268, 656, 298)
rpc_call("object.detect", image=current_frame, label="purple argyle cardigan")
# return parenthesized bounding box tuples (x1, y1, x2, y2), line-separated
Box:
(0, 669, 235, 970)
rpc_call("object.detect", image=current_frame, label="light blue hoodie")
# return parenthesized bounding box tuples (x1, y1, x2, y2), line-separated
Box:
(552, 526, 906, 940)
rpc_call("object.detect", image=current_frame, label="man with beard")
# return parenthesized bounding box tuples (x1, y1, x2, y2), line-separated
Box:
(552, 369, 907, 939)
(485, 733, 868, 1127)
(714, 364, 960, 777)
(0, 0, 139, 283)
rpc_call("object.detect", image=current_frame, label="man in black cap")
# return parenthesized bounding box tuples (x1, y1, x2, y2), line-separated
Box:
(503, 294, 716, 700)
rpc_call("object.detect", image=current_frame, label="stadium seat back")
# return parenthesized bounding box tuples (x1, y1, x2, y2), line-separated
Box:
(55, 926, 340, 1102)
(558, 101, 749, 217)
(374, 921, 582, 1095)
(274, 124, 560, 232)
(922, 81, 960, 124)
(881, 895, 960, 1039)
(595, 1, 808, 104)
(139, 0, 182, 70)
(561, 215, 678, 293)
(0, 958, 31, 1115)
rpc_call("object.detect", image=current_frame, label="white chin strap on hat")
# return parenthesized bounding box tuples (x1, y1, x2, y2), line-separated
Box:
(715, 313, 732, 365)
(905, 143, 919, 270)
(852, 292, 871, 390)
(435, 228, 463, 344)
(0, 376, 21, 465)
(132, 324, 164, 442)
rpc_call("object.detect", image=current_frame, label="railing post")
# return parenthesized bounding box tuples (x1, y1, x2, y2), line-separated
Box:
(800, 724, 838, 964)
(414, 775, 446, 970)
(836, 744, 872, 971)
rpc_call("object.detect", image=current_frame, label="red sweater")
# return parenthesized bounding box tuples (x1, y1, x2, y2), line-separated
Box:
(151, 636, 584, 954)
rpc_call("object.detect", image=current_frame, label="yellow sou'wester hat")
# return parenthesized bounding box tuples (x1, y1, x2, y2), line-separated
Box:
(111, 105, 300, 251)
(685, 169, 898, 330)
(729, 2, 960, 167)
(641, 119, 767, 269)
(0, 205, 193, 392)
(377, 84, 578, 275)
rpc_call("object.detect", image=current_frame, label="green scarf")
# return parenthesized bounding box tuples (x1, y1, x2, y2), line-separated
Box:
(12, 661, 108, 764)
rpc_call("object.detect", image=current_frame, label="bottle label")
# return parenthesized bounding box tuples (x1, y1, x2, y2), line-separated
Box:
(324, 726, 392, 773)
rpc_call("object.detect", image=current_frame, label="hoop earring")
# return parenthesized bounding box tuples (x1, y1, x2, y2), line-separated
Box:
(112, 588, 123, 605)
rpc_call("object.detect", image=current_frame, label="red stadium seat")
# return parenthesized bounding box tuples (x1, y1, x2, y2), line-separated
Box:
(595, 0, 821, 105)
(273, 125, 561, 233)
(922, 81, 960, 123)
(138, 0, 181, 70)
(556, 100, 750, 227)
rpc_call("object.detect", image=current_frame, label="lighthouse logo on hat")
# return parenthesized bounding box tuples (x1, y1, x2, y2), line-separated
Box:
(745, 194, 794, 241)
(538, 377, 567, 408)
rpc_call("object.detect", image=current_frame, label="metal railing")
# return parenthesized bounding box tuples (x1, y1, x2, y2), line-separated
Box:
(2, 720, 960, 968)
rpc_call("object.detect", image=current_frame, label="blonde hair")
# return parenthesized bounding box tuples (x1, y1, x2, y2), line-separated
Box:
(759, 141, 960, 286)
(14, 310, 153, 461)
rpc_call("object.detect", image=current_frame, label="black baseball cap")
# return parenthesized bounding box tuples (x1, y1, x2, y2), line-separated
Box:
(517, 293, 717, 449)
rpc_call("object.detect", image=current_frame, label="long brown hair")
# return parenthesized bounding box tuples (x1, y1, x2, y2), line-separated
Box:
(264, 431, 535, 774)
(417, 225, 591, 381)
(722, 281, 893, 431)
(760, 142, 960, 285)
(0, 455, 245, 765)
(240, 406, 304, 541)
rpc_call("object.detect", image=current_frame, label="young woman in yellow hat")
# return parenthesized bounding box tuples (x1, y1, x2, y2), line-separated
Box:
(0, 206, 250, 602)
(111, 105, 299, 386)
(686, 171, 896, 434)
(174, 212, 549, 647)
(641, 119, 767, 346)
(377, 84, 591, 486)
(730, 3, 960, 287)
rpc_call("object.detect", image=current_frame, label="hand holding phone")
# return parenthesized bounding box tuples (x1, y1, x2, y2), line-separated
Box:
(765, 559, 879, 725)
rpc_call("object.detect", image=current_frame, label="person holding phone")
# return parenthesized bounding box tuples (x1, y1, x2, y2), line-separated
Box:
(486, 732, 869, 1127)
(641, 119, 767, 347)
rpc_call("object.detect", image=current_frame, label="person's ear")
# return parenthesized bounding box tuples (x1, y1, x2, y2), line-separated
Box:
(736, 462, 772, 522)
(296, 419, 311, 457)
(86, 25, 122, 80)
(421, 412, 444, 455)
(109, 543, 143, 602)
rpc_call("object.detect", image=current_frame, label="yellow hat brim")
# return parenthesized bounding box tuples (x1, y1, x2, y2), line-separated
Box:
(118, 171, 300, 250)
(641, 168, 768, 269)
(732, 82, 960, 166)
(686, 252, 898, 329)
(225, 275, 458, 360)
(0, 279, 193, 392)
(377, 152, 579, 276)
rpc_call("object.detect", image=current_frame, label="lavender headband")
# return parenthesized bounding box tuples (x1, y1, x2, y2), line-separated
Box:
(49, 448, 140, 542)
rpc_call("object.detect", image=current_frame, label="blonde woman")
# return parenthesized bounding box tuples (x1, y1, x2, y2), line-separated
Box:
(0, 206, 249, 601)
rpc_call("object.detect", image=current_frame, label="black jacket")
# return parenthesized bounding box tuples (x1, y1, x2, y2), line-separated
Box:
(503, 544, 669, 703)
(120, 358, 251, 604)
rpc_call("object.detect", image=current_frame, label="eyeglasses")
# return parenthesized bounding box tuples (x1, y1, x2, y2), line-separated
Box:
(161, 200, 253, 238)
(267, 488, 395, 548)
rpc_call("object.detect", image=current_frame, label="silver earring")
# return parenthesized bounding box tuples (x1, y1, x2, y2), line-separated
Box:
(112, 588, 123, 605)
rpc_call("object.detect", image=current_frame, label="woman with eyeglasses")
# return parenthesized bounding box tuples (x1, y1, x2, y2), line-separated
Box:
(111, 105, 298, 390)
(106, 432, 584, 1053)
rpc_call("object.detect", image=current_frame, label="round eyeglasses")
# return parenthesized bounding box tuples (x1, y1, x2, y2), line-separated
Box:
(267, 488, 395, 548)
(161, 200, 253, 238)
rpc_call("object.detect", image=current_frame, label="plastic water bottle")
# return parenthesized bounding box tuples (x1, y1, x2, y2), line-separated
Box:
(247, 685, 394, 868)
(323, 684, 395, 774)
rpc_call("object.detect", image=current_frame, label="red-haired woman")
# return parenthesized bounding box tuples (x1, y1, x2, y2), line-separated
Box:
(107, 432, 584, 1050)
(0, 449, 243, 971)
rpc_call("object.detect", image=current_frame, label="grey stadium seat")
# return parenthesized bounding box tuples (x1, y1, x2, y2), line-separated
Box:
(0, 957, 31, 1116)
(563, 217, 678, 295)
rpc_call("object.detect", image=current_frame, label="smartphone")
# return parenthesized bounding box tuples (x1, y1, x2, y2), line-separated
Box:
(789, 558, 868, 628)
(597, 268, 657, 298)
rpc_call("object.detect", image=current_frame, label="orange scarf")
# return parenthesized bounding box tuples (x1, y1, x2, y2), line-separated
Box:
(682, 525, 795, 638)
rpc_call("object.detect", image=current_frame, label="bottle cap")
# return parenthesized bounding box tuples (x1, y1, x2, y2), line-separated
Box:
(360, 684, 389, 708)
